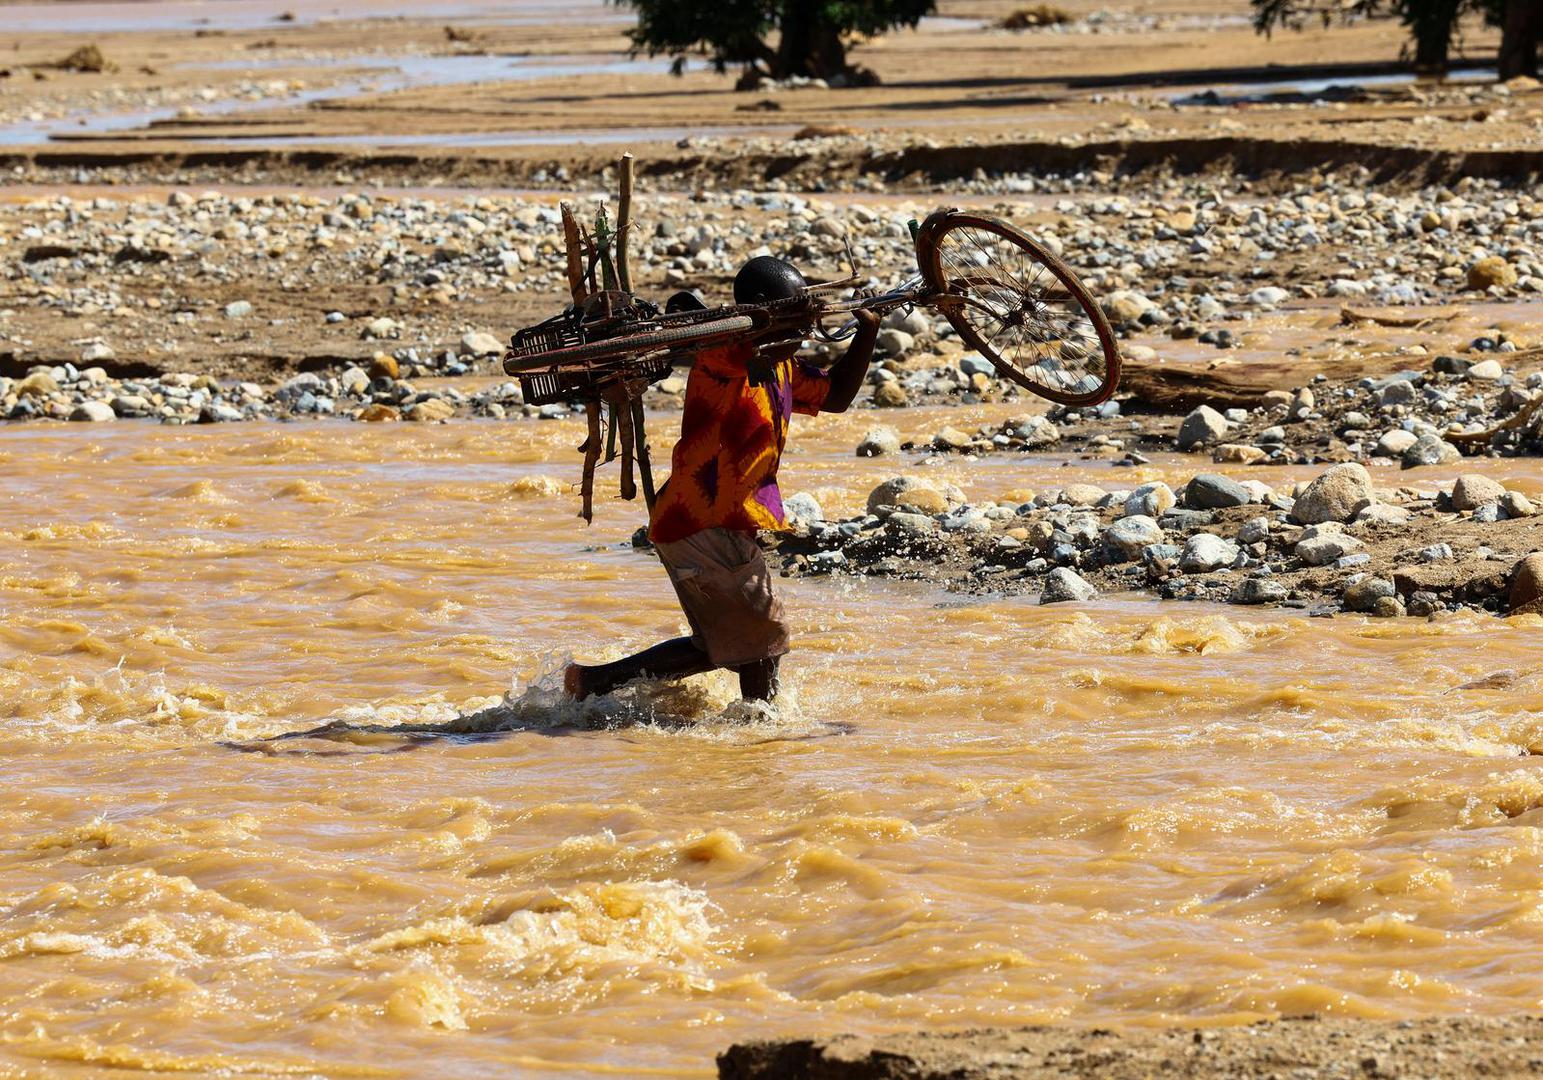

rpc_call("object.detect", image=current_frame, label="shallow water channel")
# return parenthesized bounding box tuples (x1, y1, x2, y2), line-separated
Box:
(0, 51, 682, 147)
(1, 413, 1541, 1077)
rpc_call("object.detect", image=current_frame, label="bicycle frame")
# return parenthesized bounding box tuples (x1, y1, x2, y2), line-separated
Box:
(505, 206, 1081, 389)
(809, 273, 929, 343)
(503, 186, 1120, 523)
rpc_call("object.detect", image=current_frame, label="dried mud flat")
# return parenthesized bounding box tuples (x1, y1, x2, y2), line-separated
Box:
(718, 1015, 1543, 1079)
(1, 0, 1537, 190)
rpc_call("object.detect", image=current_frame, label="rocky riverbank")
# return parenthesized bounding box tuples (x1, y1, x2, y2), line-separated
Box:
(717, 1015, 1543, 1080)
(0, 357, 528, 424)
(912, 347, 1543, 464)
(3, 169, 1539, 389)
(767, 459, 1543, 619)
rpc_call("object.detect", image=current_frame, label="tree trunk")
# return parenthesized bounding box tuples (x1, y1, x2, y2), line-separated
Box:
(1498, 0, 1540, 79)
(1406, 0, 1461, 72)
(773, 0, 849, 79)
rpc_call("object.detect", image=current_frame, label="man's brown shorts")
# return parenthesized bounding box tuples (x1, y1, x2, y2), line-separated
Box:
(653, 528, 790, 669)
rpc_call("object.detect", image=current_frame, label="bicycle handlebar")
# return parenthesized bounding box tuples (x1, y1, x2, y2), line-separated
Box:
(810, 274, 930, 341)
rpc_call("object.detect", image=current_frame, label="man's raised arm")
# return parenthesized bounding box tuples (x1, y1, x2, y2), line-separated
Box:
(820, 309, 880, 414)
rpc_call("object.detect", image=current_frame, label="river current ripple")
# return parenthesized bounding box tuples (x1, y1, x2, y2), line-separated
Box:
(1, 417, 1541, 1078)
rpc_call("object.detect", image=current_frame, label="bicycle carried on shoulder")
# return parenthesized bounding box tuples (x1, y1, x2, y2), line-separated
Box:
(502, 202, 1121, 521)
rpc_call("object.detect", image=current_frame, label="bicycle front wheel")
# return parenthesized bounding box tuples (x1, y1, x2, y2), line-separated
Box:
(917, 211, 1120, 407)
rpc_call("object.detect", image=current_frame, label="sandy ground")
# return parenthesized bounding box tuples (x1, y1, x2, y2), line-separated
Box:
(0, 0, 1532, 182)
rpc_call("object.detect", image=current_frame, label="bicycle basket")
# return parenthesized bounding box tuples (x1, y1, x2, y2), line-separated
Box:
(518, 353, 675, 407)
(509, 313, 585, 358)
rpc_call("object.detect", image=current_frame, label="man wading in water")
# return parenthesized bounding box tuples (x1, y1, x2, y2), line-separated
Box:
(565, 257, 879, 703)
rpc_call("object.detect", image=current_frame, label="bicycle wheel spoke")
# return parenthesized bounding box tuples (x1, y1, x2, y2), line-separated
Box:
(1010, 241, 1053, 298)
(960, 229, 1028, 296)
(942, 248, 1011, 311)
(924, 214, 1116, 404)
(948, 234, 1019, 299)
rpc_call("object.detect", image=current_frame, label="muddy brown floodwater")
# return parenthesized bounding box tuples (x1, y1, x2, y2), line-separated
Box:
(2, 410, 1543, 1079)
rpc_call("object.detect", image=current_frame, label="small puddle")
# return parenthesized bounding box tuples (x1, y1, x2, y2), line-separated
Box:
(0, 53, 680, 146)
(120, 125, 790, 148)
(915, 16, 991, 32)
(185, 52, 679, 83)
(1173, 65, 1499, 105)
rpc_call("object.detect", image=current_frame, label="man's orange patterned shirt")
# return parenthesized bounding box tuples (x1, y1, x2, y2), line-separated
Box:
(648, 341, 829, 543)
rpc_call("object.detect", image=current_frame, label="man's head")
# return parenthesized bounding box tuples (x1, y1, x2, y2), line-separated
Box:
(734, 256, 806, 305)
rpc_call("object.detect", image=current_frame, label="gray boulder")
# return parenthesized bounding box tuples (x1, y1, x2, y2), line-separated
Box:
(1102, 515, 1164, 562)
(1503, 491, 1536, 518)
(1296, 533, 1364, 566)
(1289, 463, 1374, 525)
(69, 400, 116, 422)
(461, 331, 504, 357)
(1102, 289, 1155, 324)
(1353, 502, 1411, 527)
(867, 477, 948, 515)
(1177, 405, 1229, 451)
(876, 328, 915, 356)
(1039, 567, 1098, 605)
(1233, 577, 1288, 604)
(1179, 533, 1241, 573)
(1375, 429, 1418, 457)
(111, 394, 152, 417)
(1237, 516, 1271, 545)
(1006, 414, 1060, 449)
(1124, 481, 1175, 519)
(1343, 577, 1396, 612)
(1401, 435, 1461, 469)
(1185, 473, 1251, 509)
(884, 307, 932, 338)
(885, 511, 936, 536)
(784, 492, 822, 523)
(1450, 474, 1506, 511)
(856, 426, 902, 457)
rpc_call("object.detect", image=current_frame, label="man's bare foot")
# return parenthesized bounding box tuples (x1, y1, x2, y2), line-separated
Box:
(563, 663, 587, 700)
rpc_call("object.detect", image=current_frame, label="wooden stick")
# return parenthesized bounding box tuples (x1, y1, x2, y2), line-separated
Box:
(579, 400, 601, 523)
(604, 400, 619, 463)
(560, 202, 586, 304)
(616, 152, 634, 293)
(1339, 304, 1458, 328)
(577, 222, 598, 295)
(1447, 392, 1543, 444)
(631, 396, 656, 510)
(616, 391, 637, 501)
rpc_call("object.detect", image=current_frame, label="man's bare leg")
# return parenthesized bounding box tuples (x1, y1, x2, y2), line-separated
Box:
(735, 657, 781, 703)
(564, 637, 713, 700)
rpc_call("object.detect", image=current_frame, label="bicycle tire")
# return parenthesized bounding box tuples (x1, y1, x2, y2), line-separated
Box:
(917, 211, 1120, 407)
(504, 315, 759, 375)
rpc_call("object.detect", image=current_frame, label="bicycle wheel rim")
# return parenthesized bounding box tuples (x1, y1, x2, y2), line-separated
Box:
(919, 213, 1120, 407)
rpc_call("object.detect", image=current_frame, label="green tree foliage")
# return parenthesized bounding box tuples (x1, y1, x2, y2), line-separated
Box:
(1252, 0, 1537, 77)
(614, 0, 937, 84)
